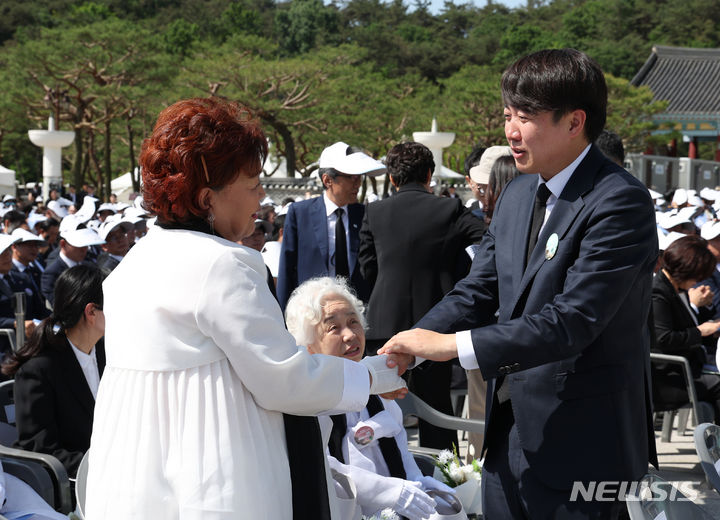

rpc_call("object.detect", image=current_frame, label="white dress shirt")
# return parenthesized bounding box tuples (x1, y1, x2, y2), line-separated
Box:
(67, 338, 100, 399)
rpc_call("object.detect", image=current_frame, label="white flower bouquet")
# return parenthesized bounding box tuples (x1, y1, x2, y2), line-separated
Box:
(434, 447, 482, 515)
(362, 508, 400, 520)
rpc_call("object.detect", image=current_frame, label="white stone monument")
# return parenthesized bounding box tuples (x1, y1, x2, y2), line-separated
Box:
(413, 118, 455, 179)
(28, 115, 75, 201)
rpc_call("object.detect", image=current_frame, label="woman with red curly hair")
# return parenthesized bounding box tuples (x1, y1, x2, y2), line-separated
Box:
(84, 98, 405, 520)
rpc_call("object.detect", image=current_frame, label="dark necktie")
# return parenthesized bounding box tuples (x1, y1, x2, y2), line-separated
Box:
(525, 183, 552, 267)
(334, 208, 349, 277)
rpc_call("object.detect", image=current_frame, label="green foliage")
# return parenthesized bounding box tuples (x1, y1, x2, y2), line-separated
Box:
(163, 18, 199, 57)
(605, 74, 670, 154)
(68, 2, 115, 25)
(0, 0, 715, 188)
(274, 0, 339, 55)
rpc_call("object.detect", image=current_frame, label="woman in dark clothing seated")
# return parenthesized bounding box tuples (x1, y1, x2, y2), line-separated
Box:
(1, 265, 105, 477)
(652, 234, 720, 421)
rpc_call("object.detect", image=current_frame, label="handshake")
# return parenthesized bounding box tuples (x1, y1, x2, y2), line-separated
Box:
(360, 328, 460, 396)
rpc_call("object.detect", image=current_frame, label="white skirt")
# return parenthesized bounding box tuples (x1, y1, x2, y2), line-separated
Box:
(85, 359, 293, 520)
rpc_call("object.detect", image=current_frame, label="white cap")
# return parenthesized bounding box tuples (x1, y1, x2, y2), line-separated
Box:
(671, 188, 688, 206)
(47, 200, 69, 218)
(61, 228, 105, 248)
(468, 146, 513, 184)
(2, 194, 16, 202)
(700, 187, 718, 201)
(59, 215, 83, 234)
(133, 195, 145, 209)
(97, 202, 116, 214)
(75, 197, 99, 223)
(658, 210, 691, 231)
(123, 206, 149, 219)
(701, 220, 720, 241)
(659, 230, 686, 251)
(26, 212, 48, 231)
(688, 195, 705, 207)
(260, 196, 276, 207)
(0, 234, 21, 254)
(11, 228, 47, 245)
(98, 215, 133, 241)
(318, 142, 386, 177)
(277, 203, 291, 216)
(648, 189, 663, 200)
(113, 202, 131, 213)
(678, 206, 700, 221)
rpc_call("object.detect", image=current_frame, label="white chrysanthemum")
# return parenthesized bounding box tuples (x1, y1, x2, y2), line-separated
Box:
(437, 450, 454, 465)
(448, 461, 464, 484)
(380, 509, 400, 520)
(461, 464, 476, 480)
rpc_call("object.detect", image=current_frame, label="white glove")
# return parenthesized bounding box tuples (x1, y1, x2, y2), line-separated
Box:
(419, 475, 455, 495)
(361, 355, 407, 395)
(351, 410, 402, 449)
(393, 481, 437, 520)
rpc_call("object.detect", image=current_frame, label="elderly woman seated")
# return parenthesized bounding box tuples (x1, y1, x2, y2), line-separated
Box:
(286, 277, 453, 520)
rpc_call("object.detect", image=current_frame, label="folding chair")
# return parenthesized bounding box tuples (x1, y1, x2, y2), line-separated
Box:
(0, 379, 16, 446)
(650, 353, 714, 442)
(398, 391, 485, 459)
(0, 329, 15, 353)
(694, 422, 720, 495)
(0, 444, 73, 514)
(626, 473, 713, 519)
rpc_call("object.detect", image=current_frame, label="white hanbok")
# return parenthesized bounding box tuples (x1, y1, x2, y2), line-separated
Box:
(85, 226, 370, 520)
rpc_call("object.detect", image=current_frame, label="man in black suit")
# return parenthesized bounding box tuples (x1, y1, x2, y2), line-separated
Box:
(41, 228, 104, 307)
(382, 49, 658, 518)
(10, 228, 46, 293)
(358, 141, 485, 450)
(0, 235, 49, 357)
(277, 142, 385, 309)
(96, 218, 132, 273)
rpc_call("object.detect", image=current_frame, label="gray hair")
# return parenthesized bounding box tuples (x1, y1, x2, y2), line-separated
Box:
(285, 277, 366, 347)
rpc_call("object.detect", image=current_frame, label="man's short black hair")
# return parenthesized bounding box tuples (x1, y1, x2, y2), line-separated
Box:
(501, 48, 607, 143)
(464, 146, 487, 176)
(595, 129, 625, 165)
(385, 142, 434, 187)
(3, 209, 26, 233)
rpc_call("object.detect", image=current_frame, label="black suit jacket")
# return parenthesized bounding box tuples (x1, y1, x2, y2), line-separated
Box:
(40, 257, 70, 306)
(0, 272, 50, 355)
(14, 340, 105, 476)
(277, 196, 368, 309)
(652, 269, 707, 377)
(415, 146, 658, 489)
(96, 252, 121, 273)
(358, 183, 486, 340)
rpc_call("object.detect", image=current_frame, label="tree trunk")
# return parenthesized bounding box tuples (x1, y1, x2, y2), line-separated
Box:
(72, 126, 84, 188)
(261, 113, 296, 178)
(127, 119, 139, 193)
(104, 119, 112, 201)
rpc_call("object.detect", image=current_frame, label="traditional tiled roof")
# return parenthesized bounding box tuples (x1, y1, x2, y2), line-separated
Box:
(631, 45, 720, 117)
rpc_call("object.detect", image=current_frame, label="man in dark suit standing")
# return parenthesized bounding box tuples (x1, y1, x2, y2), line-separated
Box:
(381, 49, 658, 518)
(41, 228, 104, 307)
(277, 142, 385, 310)
(359, 141, 485, 450)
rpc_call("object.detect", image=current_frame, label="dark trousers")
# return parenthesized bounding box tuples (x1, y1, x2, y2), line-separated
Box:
(482, 401, 629, 520)
(654, 370, 720, 422)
